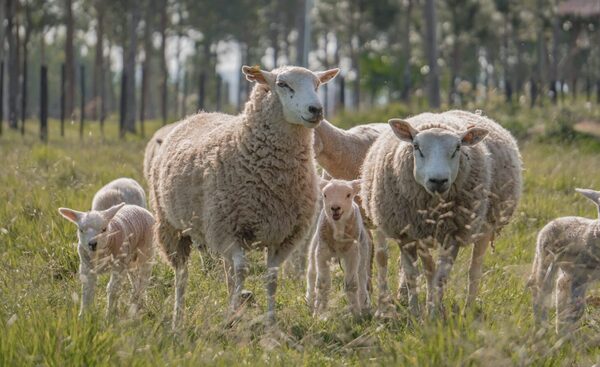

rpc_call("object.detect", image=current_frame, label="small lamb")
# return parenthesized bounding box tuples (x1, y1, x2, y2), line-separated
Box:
(92, 177, 147, 211)
(306, 179, 372, 317)
(529, 188, 600, 335)
(58, 203, 155, 318)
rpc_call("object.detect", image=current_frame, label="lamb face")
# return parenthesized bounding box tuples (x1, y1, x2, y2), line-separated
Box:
(242, 65, 339, 128)
(389, 118, 488, 195)
(321, 179, 361, 223)
(58, 203, 125, 253)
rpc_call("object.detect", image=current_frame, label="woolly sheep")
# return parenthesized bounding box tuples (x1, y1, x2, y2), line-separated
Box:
(529, 188, 600, 335)
(58, 203, 155, 318)
(306, 179, 372, 317)
(150, 65, 339, 327)
(92, 178, 146, 211)
(361, 110, 522, 315)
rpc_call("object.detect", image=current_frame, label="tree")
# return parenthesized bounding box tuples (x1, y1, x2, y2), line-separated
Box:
(424, 0, 440, 108)
(65, 0, 75, 119)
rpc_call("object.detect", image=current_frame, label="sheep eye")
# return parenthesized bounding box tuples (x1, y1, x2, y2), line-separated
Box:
(451, 145, 461, 158)
(324, 194, 327, 198)
(346, 193, 351, 198)
(79, 229, 84, 233)
(102, 228, 107, 233)
(277, 81, 293, 92)
(413, 144, 424, 158)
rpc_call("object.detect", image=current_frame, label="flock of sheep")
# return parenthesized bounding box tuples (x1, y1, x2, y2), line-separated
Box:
(57, 65, 600, 337)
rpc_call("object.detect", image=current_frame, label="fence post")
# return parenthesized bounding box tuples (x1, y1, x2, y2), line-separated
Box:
(80, 64, 85, 139)
(119, 73, 127, 139)
(40, 65, 48, 142)
(60, 63, 65, 137)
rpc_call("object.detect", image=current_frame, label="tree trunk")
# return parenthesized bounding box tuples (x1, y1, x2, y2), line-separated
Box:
(400, 0, 412, 102)
(21, 3, 31, 135)
(79, 64, 85, 138)
(140, 0, 154, 131)
(295, 0, 306, 65)
(123, 5, 140, 133)
(424, 0, 440, 108)
(7, 0, 19, 129)
(119, 73, 126, 138)
(159, 0, 168, 125)
(60, 63, 65, 136)
(65, 0, 75, 119)
(40, 65, 48, 142)
(92, 1, 104, 121)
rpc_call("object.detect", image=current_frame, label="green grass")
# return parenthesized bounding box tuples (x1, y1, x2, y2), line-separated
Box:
(2, 106, 600, 366)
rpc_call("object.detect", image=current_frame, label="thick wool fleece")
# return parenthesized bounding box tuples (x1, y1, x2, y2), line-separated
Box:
(361, 110, 522, 247)
(314, 120, 388, 180)
(151, 82, 318, 268)
(143, 123, 180, 182)
(92, 178, 147, 211)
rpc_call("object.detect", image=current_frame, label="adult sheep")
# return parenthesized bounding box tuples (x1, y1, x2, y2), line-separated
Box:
(151, 65, 339, 327)
(361, 110, 522, 315)
(143, 123, 180, 183)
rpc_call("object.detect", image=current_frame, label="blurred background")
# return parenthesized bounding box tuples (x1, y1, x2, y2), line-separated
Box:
(0, 0, 598, 138)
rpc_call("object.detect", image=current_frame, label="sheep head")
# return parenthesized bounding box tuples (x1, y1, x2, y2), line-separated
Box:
(59, 202, 125, 252)
(242, 65, 339, 128)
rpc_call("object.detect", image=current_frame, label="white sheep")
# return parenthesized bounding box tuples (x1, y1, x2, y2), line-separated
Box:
(150, 65, 339, 327)
(92, 178, 147, 211)
(143, 123, 180, 183)
(361, 110, 522, 316)
(529, 188, 600, 335)
(58, 203, 155, 318)
(306, 179, 372, 317)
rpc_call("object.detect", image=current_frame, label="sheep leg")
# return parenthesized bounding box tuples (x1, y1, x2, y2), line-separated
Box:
(128, 262, 152, 317)
(223, 257, 234, 296)
(305, 235, 318, 312)
(360, 237, 373, 313)
(400, 243, 420, 316)
(265, 243, 298, 324)
(466, 232, 492, 308)
(172, 263, 188, 329)
(227, 248, 248, 316)
(374, 229, 393, 317)
(79, 266, 96, 318)
(418, 246, 436, 315)
(431, 242, 459, 317)
(555, 270, 572, 334)
(314, 252, 331, 317)
(558, 274, 587, 336)
(342, 248, 361, 316)
(533, 257, 556, 325)
(106, 270, 122, 319)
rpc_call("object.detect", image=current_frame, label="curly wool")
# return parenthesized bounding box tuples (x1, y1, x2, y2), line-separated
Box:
(92, 178, 147, 211)
(361, 110, 522, 247)
(151, 78, 318, 267)
(143, 123, 180, 183)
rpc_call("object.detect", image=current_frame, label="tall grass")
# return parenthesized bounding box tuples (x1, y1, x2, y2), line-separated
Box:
(1, 107, 600, 365)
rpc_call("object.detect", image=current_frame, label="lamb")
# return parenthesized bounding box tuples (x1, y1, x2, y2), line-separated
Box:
(143, 123, 180, 183)
(92, 177, 147, 211)
(305, 179, 372, 317)
(58, 203, 155, 318)
(529, 188, 600, 335)
(150, 65, 339, 327)
(361, 110, 522, 315)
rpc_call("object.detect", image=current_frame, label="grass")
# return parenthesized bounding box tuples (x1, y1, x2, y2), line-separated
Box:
(2, 104, 600, 366)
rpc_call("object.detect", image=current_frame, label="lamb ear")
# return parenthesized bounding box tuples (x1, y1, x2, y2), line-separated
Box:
(350, 179, 362, 195)
(242, 65, 275, 86)
(575, 188, 600, 205)
(461, 127, 488, 146)
(388, 118, 417, 143)
(102, 202, 125, 222)
(58, 207, 85, 224)
(316, 68, 340, 84)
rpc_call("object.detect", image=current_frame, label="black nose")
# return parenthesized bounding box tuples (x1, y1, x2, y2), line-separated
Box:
(331, 206, 341, 212)
(428, 178, 448, 185)
(428, 178, 449, 193)
(308, 105, 323, 115)
(88, 241, 97, 251)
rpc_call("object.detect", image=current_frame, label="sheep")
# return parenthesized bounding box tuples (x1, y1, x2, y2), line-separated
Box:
(58, 203, 155, 318)
(361, 110, 522, 316)
(529, 188, 600, 335)
(150, 65, 339, 327)
(143, 123, 180, 183)
(305, 179, 372, 317)
(92, 177, 147, 211)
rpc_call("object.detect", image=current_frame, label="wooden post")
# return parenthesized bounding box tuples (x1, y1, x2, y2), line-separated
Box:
(119, 73, 127, 139)
(216, 74, 222, 111)
(181, 70, 187, 117)
(198, 72, 206, 111)
(140, 66, 146, 137)
(80, 64, 85, 139)
(339, 75, 345, 110)
(0, 60, 4, 136)
(40, 65, 48, 142)
(60, 63, 65, 137)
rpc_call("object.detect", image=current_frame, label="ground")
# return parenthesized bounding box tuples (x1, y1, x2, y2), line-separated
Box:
(2, 101, 600, 366)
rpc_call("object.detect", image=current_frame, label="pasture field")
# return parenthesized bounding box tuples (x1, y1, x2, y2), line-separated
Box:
(2, 103, 600, 366)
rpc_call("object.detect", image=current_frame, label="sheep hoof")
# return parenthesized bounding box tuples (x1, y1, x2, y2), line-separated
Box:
(240, 290, 255, 307)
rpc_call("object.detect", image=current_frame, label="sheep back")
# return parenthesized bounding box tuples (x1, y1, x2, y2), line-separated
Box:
(92, 178, 147, 211)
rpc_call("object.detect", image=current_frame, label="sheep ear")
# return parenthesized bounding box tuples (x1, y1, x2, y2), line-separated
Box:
(319, 178, 330, 191)
(576, 188, 600, 205)
(461, 127, 488, 146)
(102, 202, 125, 221)
(242, 65, 275, 86)
(350, 179, 362, 195)
(389, 118, 417, 143)
(58, 207, 85, 224)
(316, 68, 340, 84)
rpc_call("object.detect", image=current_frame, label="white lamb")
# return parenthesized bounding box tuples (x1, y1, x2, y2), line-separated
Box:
(150, 65, 339, 327)
(58, 203, 155, 318)
(92, 177, 147, 210)
(529, 188, 600, 335)
(306, 179, 372, 317)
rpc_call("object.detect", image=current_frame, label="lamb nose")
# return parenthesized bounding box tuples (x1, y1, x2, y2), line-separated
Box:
(331, 206, 340, 212)
(308, 105, 323, 115)
(428, 178, 448, 185)
(88, 241, 97, 251)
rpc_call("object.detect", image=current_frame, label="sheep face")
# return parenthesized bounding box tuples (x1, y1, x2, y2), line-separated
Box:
(389, 118, 488, 195)
(59, 203, 125, 252)
(320, 179, 361, 222)
(242, 65, 339, 128)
